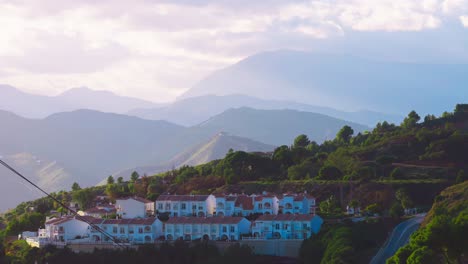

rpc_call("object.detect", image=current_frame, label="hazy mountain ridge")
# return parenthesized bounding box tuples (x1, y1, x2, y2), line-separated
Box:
(167, 132, 275, 167)
(180, 50, 468, 115)
(193, 107, 368, 146)
(0, 152, 72, 211)
(109, 133, 275, 182)
(0, 85, 159, 118)
(128, 94, 402, 126)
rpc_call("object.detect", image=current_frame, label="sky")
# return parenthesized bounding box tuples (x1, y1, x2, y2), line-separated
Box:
(0, 0, 467, 102)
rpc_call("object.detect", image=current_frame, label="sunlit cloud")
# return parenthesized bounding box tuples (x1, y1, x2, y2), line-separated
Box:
(0, 0, 467, 102)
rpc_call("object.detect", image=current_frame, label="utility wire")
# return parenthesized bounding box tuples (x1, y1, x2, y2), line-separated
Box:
(0, 159, 126, 248)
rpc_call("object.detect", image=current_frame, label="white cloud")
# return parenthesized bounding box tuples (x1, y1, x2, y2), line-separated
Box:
(0, 0, 467, 102)
(461, 15, 468, 26)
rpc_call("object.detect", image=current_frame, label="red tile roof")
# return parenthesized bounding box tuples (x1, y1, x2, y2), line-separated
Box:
(101, 218, 158, 225)
(85, 207, 116, 215)
(117, 196, 153, 204)
(157, 194, 210, 202)
(166, 216, 247, 225)
(234, 196, 254, 210)
(256, 214, 316, 222)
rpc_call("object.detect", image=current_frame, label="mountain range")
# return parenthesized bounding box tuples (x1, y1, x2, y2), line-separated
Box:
(0, 84, 159, 118)
(181, 50, 468, 115)
(0, 108, 366, 211)
(128, 94, 402, 127)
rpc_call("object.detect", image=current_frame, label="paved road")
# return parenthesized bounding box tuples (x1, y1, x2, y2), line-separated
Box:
(370, 214, 426, 264)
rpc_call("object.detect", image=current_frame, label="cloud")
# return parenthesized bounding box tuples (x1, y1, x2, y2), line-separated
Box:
(461, 16, 468, 27)
(0, 0, 467, 102)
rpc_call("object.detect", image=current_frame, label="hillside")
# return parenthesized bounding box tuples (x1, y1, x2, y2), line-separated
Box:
(0, 85, 158, 118)
(129, 94, 402, 127)
(388, 181, 468, 263)
(180, 50, 468, 115)
(167, 132, 275, 167)
(193, 107, 369, 145)
(109, 133, 275, 181)
(0, 153, 71, 211)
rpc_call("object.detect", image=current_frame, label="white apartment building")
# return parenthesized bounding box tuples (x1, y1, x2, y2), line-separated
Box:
(251, 214, 323, 240)
(156, 194, 216, 217)
(27, 215, 163, 247)
(92, 218, 163, 244)
(116, 197, 155, 219)
(214, 195, 237, 216)
(253, 194, 279, 215)
(279, 194, 316, 214)
(164, 217, 251, 241)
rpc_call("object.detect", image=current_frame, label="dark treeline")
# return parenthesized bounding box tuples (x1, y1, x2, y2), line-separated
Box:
(2, 240, 259, 264)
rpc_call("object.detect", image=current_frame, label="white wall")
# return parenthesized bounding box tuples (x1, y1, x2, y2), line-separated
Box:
(117, 199, 146, 219)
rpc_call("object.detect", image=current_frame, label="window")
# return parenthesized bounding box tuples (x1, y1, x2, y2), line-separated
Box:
(165, 203, 171, 210)
(283, 224, 289, 230)
(258, 204, 263, 209)
(58, 226, 64, 232)
(158, 203, 163, 210)
(230, 226, 235, 232)
(192, 204, 197, 210)
(303, 223, 308, 229)
(275, 224, 280, 230)
(173, 204, 178, 210)
(113, 227, 118, 234)
(144, 226, 151, 232)
(138, 227, 143, 234)
(129, 228, 134, 234)
(120, 227, 125, 234)
(173, 212, 178, 217)
(181, 203, 186, 210)
(222, 226, 227, 232)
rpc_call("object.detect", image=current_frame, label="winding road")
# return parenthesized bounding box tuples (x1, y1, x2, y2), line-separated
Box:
(370, 214, 426, 264)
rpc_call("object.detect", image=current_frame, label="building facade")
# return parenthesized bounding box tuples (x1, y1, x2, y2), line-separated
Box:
(156, 194, 216, 217)
(116, 197, 155, 219)
(253, 194, 279, 215)
(251, 214, 323, 240)
(164, 217, 251, 241)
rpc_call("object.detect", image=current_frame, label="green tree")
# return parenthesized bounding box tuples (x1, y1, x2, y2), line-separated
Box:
(390, 167, 403, 180)
(107, 175, 115, 185)
(72, 189, 94, 210)
(336, 125, 354, 144)
(402, 110, 421, 129)
(317, 165, 343, 180)
(390, 202, 404, 218)
(117, 177, 124, 184)
(71, 182, 81, 191)
(456, 170, 466, 184)
(294, 134, 310, 148)
(130, 171, 140, 182)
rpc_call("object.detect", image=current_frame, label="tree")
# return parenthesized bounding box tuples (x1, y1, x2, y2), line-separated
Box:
(402, 110, 421, 129)
(71, 182, 81, 192)
(317, 165, 343, 180)
(390, 167, 403, 180)
(72, 189, 94, 210)
(117, 177, 124, 184)
(107, 175, 115, 185)
(336, 125, 354, 144)
(293, 134, 310, 148)
(395, 188, 414, 209)
(130, 171, 140, 182)
(319, 195, 340, 215)
(365, 203, 382, 215)
(390, 202, 404, 218)
(456, 170, 466, 184)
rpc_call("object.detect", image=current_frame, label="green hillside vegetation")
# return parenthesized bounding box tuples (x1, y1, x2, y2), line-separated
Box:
(387, 180, 468, 264)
